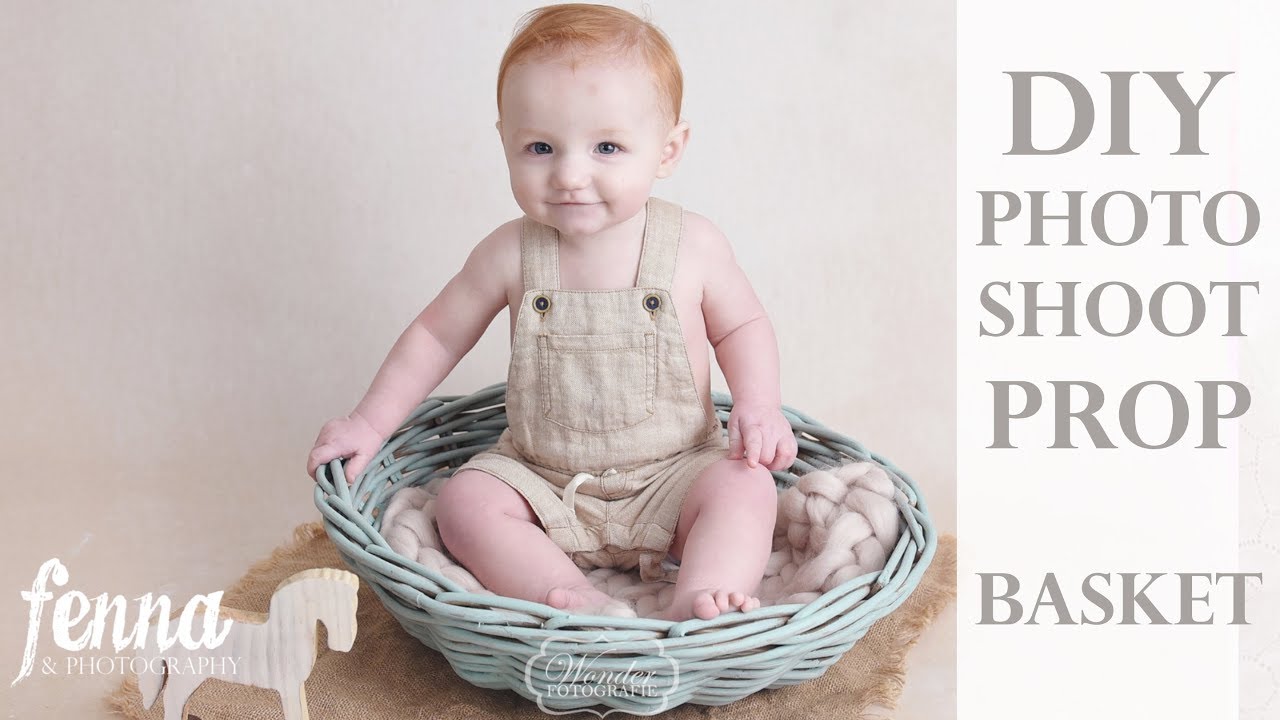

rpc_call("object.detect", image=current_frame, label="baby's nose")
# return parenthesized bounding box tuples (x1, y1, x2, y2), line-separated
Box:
(551, 156, 590, 190)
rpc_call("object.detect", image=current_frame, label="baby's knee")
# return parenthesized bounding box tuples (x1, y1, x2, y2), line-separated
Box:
(436, 471, 535, 535)
(699, 461, 778, 514)
(739, 466, 779, 515)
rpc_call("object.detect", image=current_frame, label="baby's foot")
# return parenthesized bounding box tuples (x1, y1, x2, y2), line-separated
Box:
(545, 585, 637, 618)
(658, 589, 761, 622)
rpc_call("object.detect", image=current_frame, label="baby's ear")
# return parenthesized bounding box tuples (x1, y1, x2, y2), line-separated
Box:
(494, 119, 503, 135)
(656, 120, 691, 179)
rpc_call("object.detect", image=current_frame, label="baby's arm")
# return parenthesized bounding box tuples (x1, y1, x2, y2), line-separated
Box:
(692, 215, 798, 471)
(307, 222, 518, 480)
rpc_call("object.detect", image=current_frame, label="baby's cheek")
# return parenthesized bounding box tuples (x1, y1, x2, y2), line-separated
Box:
(509, 184, 543, 218)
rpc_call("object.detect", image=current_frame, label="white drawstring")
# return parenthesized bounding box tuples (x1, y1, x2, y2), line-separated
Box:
(563, 468, 617, 515)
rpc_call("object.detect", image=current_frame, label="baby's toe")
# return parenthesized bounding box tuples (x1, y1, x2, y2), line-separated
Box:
(693, 592, 720, 620)
(714, 590, 732, 613)
(729, 591, 745, 607)
(546, 588, 570, 609)
(744, 596, 761, 612)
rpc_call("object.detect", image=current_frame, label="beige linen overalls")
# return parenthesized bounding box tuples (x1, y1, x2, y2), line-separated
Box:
(456, 197, 727, 583)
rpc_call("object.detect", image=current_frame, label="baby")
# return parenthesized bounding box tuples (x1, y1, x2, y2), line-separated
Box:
(307, 3, 797, 622)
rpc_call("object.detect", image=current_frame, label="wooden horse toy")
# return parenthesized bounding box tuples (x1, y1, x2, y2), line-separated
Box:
(136, 568, 359, 720)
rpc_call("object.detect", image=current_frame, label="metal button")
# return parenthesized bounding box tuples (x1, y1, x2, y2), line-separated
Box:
(643, 294, 661, 312)
(532, 295, 551, 314)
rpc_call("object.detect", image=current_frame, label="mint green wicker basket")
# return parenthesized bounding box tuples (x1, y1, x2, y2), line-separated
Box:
(313, 383, 935, 713)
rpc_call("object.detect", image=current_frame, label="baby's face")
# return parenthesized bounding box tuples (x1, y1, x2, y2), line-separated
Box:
(498, 54, 683, 239)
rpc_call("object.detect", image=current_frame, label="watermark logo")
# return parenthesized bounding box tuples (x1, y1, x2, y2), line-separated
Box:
(11, 558, 238, 685)
(524, 635, 678, 716)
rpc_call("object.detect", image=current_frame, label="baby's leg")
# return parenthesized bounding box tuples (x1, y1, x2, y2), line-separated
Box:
(435, 470, 633, 617)
(658, 459, 778, 621)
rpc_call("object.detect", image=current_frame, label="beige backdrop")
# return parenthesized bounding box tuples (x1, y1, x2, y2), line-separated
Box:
(0, 1, 955, 717)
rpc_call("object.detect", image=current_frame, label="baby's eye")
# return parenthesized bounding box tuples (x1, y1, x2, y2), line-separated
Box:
(527, 142, 553, 155)
(596, 142, 620, 155)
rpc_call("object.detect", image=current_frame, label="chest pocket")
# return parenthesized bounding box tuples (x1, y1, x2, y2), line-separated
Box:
(538, 332, 656, 433)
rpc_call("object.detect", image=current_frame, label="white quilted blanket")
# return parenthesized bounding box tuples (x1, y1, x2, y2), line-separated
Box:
(380, 461, 902, 617)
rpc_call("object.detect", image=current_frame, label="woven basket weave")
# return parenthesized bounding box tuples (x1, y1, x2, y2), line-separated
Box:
(313, 383, 936, 712)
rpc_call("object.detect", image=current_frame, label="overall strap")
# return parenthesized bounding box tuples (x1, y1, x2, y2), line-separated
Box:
(634, 197, 683, 291)
(520, 215, 560, 291)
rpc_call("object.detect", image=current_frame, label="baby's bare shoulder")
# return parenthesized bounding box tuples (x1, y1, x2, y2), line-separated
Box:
(470, 217, 521, 263)
(461, 218, 522, 293)
(679, 210, 737, 269)
(680, 211, 732, 262)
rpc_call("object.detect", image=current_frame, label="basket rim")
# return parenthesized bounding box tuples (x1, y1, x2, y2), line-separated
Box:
(314, 382, 938, 635)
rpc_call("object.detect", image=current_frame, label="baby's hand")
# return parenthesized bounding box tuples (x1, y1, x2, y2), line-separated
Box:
(726, 403, 798, 472)
(306, 412, 385, 485)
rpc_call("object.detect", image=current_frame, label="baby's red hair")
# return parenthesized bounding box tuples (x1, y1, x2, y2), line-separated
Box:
(496, 3, 683, 123)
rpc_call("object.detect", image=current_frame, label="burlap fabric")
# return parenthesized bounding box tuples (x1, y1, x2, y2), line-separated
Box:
(109, 523, 957, 719)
